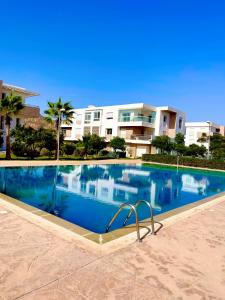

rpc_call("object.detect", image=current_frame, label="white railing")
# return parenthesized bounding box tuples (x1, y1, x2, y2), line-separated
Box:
(129, 134, 153, 141)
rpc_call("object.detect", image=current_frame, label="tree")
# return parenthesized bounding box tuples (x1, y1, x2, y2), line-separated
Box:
(62, 142, 76, 155)
(11, 125, 41, 159)
(88, 134, 106, 155)
(38, 128, 63, 157)
(197, 132, 209, 144)
(0, 131, 3, 150)
(185, 144, 207, 158)
(209, 134, 225, 160)
(44, 97, 74, 159)
(109, 136, 126, 154)
(0, 92, 24, 159)
(77, 134, 106, 158)
(152, 135, 174, 154)
(174, 133, 186, 155)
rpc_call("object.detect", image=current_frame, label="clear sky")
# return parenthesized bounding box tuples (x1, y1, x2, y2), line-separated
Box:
(0, 0, 225, 123)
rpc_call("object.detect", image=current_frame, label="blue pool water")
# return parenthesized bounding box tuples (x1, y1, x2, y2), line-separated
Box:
(0, 164, 225, 233)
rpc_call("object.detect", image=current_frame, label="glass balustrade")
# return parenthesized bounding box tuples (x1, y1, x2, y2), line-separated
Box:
(119, 115, 155, 123)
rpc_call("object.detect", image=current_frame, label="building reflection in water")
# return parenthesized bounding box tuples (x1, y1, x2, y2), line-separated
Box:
(0, 164, 225, 233)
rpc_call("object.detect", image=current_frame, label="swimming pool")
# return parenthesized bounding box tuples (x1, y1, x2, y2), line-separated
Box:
(0, 164, 225, 234)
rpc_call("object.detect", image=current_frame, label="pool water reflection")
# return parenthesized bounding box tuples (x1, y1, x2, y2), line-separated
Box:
(0, 164, 225, 233)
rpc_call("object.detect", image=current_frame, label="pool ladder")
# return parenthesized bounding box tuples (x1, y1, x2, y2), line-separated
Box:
(105, 200, 155, 242)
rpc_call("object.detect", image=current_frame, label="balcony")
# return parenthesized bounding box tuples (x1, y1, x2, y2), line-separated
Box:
(130, 134, 153, 141)
(124, 134, 153, 144)
(119, 115, 155, 124)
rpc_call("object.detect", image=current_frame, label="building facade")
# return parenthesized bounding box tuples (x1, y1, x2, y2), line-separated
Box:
(185, 121, 225, 149)
(0, 80, 39, 150)
(61, 103, 186, 157)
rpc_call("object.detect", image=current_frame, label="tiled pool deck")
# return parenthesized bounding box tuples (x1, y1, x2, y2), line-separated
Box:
(0, 160, 225, 299)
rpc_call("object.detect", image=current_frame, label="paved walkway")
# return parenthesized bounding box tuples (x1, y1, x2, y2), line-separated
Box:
(0, 196, 225, 299)
(0, 159, 141, 168)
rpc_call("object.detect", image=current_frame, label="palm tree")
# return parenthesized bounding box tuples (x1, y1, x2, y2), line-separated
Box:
(0, 92, 24, 159)
(44, 97, 74, 159)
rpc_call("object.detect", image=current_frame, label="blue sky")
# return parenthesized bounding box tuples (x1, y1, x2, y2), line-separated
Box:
(0, 0, 225, 123)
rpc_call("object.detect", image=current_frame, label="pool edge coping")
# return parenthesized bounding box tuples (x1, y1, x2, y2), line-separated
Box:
(1, 190, 225, 254)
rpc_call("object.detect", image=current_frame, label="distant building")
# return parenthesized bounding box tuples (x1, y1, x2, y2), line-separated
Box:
(185, 121, 225, 149)
(0, 80, 42, 150)
(61, 103, 186, 157)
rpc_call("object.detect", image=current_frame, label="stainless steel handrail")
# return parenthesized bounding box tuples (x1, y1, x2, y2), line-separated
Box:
(105, 203, 141, 242)
(123, 200, 155, 235)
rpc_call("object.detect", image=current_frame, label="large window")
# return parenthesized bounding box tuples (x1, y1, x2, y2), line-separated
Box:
(178, 117, 183, 129)
(84, 112, 91, 124)
(121, 112, 131, 122)
(93, 111, 101, 121)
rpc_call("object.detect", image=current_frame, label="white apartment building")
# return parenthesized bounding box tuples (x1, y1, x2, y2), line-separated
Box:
(62, 103, 186, 157)
(185, 122, 225, 149)
(0, 80, 39, 150)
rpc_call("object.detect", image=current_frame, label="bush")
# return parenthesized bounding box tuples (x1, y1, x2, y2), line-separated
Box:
(62, 142, 76, 155)
(117, 151, 126, 158)
(142, 154, 225, 170)
(109, 137, 126, 152)
(11, 142, 26, 157)
(11, 141, 40, 159)
(98, 149, 109, 156)
(40, 148, 51, 157)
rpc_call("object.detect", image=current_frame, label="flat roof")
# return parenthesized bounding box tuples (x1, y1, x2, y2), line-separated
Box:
(185, 121, 222, 128)
(75, 103, 156, 111)
(2, 82, 39, 97)
(72, 103, 185, 113)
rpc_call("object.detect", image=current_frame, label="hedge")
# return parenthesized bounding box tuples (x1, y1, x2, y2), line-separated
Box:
(142, 154, 225, 171)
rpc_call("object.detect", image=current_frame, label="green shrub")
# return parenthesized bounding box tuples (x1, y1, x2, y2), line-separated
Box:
(62, 142, 76, 155)
(40, 148, 51, 157)
(98, 149, 109, 156)
(11, 142, 26, 157)
(142, 154, 225, 170)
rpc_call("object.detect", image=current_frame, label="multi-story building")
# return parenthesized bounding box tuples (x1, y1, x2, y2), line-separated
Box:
(185, 121, 225, 149)
(62, 103, 186, 157)
(0, 80, 39, 150)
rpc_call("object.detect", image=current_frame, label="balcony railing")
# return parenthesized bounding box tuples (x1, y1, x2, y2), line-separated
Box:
(129, 134, 153, 141)
(119, 115, 155, 124)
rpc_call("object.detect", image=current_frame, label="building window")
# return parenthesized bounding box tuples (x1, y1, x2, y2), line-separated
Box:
(106, 112, 113, 119)
(84, 127, 91, 135)
(93, 111, 101, 121)
(1, 93, 6, 99)
(106, 128, 112, 135)
(121, 112, 131, 122)
(92, 126, 100, 135)
(178, 117, 183, 129)
(0, 116, 4, 130)
(163, 115, 167, 123)
(76, 114, 82, 125)
(84, 112, 91, 124)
